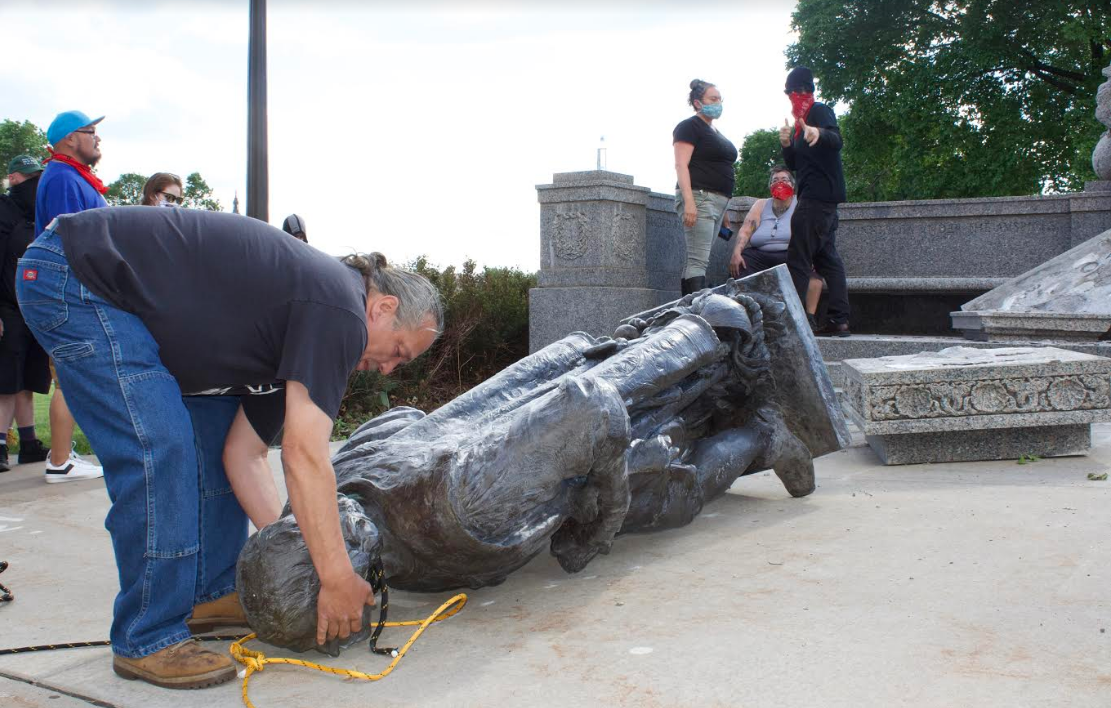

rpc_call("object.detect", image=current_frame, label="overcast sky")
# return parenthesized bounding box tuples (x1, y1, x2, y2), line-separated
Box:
(1, 0, 800, 271)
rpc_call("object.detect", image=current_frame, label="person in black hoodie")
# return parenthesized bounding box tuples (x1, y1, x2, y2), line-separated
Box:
(0, 156, 51, 470)
(780, 67, 851, 337)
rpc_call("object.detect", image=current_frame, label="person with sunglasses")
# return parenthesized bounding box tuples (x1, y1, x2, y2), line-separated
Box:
(779, 67, 852, 337)
(141, 173, 185, 207)
(728, 165, 824, 321)
(32, 110, 108, 483)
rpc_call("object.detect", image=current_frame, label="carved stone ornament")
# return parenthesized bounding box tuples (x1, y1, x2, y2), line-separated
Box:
(610, 210, 638, 262)
(552, 211, 589, 260)
(859, 374, 1111, 421)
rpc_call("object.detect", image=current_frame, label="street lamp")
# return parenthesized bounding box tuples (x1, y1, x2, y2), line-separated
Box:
(247, 0, 268, 221)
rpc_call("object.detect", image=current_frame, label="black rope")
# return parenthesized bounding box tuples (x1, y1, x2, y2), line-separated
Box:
(367, 558, 396, 656)
(0, 558, 399, 658)
(0, 635, 246, 657)
(0, 561, 12, 603)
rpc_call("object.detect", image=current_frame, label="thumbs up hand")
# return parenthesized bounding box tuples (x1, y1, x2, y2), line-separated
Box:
(799, 117, 820, 147)
(778, 118, 792, 147)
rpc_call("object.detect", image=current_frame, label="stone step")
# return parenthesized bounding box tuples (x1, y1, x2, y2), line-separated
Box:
(817, 334, 1111, 388)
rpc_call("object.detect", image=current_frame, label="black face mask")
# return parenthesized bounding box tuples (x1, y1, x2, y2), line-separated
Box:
(9, 175, 40, 218)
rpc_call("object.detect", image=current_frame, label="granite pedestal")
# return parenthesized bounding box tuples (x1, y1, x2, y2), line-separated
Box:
(952, 229, 1111, 342)
(529, 171, 685, 351)
(841, 346, 1111, 465)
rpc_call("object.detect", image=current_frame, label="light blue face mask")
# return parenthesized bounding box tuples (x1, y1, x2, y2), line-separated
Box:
(700, 103, 723, 119)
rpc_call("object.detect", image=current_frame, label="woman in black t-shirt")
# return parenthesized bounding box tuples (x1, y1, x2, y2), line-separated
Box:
(673, 78, 738, 295)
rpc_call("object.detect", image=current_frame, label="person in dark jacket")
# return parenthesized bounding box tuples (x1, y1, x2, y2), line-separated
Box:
(282, 214, 308, 243)
(0, 156, 51, 471)
(779, 67, 851, 337)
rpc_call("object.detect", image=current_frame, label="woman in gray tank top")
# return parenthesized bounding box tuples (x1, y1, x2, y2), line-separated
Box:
(728, 166, 824, 319)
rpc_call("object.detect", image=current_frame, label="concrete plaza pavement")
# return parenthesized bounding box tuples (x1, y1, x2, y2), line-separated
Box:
(0, 427, 1109, 708)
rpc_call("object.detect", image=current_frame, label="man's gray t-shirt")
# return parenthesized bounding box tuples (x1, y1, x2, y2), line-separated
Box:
(53, 206, 367, 421)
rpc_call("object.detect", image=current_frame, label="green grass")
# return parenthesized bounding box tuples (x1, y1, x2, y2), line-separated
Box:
(5, 388, 93, 455)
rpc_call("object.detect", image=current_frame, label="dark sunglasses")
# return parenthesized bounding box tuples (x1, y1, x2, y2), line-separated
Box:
(159, 191, 184, 205)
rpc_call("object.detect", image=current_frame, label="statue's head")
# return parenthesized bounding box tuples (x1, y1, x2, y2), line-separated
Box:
(236, 495, 382, 655)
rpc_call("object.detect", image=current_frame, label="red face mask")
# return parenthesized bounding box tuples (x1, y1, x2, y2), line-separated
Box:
(770, 182, 794, 201)
(789, 91, 815, 137)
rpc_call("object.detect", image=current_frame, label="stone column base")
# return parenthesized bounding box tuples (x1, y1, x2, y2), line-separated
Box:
(528, 286, 677, 353)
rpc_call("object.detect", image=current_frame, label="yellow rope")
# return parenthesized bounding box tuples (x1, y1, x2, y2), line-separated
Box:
(229, 593, 467, 708)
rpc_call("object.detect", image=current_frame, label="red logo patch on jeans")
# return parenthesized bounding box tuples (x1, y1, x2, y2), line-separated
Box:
(22, 269, 38, 281)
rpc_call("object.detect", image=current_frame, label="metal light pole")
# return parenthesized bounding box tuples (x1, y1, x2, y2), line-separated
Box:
(247, 0, 268, 221)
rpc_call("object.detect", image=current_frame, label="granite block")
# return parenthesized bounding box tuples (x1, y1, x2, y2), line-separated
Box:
(818, 335, 1111, 366)
(840, 346, 1111, 464)
(539, 200, 647, 274)
(959, 229, 1111, 315)
(845, 277, 1006, 292)
(952, 311, 1111, 342)
(552, 171, 635, 186)
(836, 212, 1070, 278)
(645, 202, 685, 290)
(834, 192, 1111, 280)
(865, 424, 1091, 465)
(528, 286, 674, 353)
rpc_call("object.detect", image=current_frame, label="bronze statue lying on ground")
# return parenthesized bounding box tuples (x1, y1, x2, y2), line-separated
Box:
(237, 266, 848, 655)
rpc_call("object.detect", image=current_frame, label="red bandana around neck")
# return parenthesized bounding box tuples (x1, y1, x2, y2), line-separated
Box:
(43, 150, 108, 195)
(789, 92, 816, 138)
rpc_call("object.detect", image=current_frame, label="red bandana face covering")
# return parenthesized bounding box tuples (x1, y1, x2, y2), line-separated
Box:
(789, 92, 815, 137)
(42, 150, 108, 195)
(770, 182, 795, 201)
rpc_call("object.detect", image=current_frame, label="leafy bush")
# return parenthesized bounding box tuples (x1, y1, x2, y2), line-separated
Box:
(333, 258, 536, 439)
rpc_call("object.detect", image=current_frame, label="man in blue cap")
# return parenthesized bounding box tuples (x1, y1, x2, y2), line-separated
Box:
(34, 110, 107, 484)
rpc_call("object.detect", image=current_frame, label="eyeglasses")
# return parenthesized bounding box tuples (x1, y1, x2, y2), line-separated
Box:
(770, 177, 793, 184)
(159, 191, 184, 205)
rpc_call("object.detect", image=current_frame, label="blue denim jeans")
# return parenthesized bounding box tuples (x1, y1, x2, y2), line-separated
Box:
(16, 229, 248, 658)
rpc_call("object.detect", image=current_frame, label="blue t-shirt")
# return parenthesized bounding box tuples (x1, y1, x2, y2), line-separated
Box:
(35, 161, 108, 235)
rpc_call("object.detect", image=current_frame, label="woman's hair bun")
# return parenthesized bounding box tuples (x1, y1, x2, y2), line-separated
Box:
(690, 79, 704, 90)
(369, 252, 388, 270)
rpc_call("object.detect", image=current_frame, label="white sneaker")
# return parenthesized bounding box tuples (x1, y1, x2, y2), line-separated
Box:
(44, 450, 104, 484)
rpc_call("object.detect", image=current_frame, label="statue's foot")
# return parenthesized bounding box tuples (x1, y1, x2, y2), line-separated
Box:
(774, 458, 816, 498)
(772, 430, 816, 498)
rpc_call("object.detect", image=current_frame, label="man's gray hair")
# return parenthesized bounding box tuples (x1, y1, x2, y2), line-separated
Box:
(767, 165, 796, 189)
(341, 252, 444, 335)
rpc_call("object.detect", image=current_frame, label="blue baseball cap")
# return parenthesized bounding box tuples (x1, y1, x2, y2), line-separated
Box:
(46, 110, 104, 146)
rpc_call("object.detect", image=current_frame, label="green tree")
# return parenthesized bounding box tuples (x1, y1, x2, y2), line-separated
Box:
(335, 258, 536, 436)
(788, 0, 1110, 200)
(105, 172, 147, 206)
(733, 128, 784, 197)
(184, 172, 222, 211)
(0, 119, 48, 175)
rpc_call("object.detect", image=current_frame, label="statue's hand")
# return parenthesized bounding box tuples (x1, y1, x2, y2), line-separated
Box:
(316, 570, 376, 646)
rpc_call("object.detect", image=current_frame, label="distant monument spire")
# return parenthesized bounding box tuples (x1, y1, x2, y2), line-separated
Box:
(233, 191, 240, 214)
(596, 135, 607, 171)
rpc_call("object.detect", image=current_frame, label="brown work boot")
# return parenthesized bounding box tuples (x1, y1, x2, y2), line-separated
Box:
(113, 638, 236, 689)
(186, 592, 250, 633)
